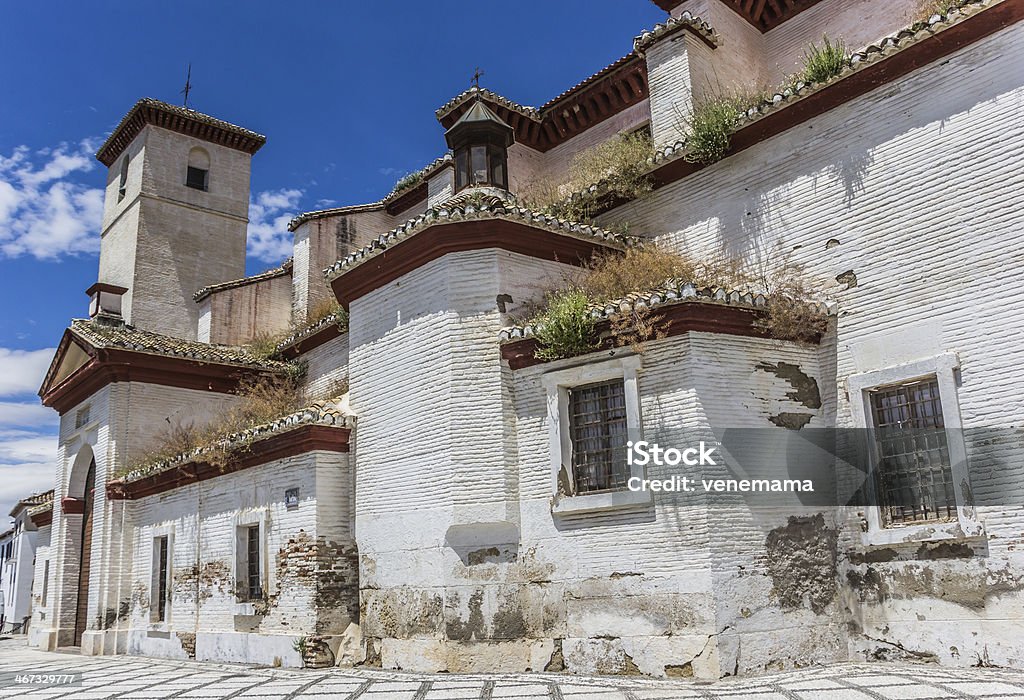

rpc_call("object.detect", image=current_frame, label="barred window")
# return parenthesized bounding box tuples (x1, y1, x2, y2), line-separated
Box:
(154, 536, 169, 622)
(246, 525, 262, 600)
(869, 377, 956, 526)
(568, 379, 629, 493)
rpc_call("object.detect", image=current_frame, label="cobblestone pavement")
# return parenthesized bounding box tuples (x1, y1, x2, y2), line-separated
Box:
(2, 640, 1024, 699)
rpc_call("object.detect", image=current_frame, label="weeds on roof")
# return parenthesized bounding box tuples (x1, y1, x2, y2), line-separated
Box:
(120, 372, 309, 478)
(245, 298, 349, 361)
(519, 131, 654, 222)
(531, 287, 600, 361)
(389, 170, 424, 197)
(680, 96, 745, 165)
(525, 245, 828, 361)
(800, 36, 849, 84)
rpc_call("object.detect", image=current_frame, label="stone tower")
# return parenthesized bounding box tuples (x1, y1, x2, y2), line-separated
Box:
(92, 98, 266, 340)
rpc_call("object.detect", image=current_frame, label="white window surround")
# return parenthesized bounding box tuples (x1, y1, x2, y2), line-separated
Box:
(542, 353, 650, 515)
(847, 352, 983, 547)
(232, 509, 268, 614)
(148, 524, 174, 629)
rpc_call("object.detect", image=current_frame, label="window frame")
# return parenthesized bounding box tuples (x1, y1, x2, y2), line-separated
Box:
(233, 510, 267, 609)
(848, 353, 982, 546)
(542, 353, 650, 515)
(148, 527, 173, 627)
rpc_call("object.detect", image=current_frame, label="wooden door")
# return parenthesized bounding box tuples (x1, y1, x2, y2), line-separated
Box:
(73, 460, 95, 646)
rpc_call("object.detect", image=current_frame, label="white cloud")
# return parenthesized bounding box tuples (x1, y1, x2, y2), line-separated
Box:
(0, 346, 60, 523)
(247, 188, 303, 263)
(0, 140, 103, 260)
(0, 348, 56, 397)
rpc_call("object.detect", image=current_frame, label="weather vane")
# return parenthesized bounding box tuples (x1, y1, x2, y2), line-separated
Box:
(181, 64, 193, 108)
(471, 67, 484, 89)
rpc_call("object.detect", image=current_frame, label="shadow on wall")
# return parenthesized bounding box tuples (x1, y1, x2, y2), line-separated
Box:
(662, 49, 1020, 265)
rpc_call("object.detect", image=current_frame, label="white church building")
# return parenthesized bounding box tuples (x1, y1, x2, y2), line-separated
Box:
(24, 0, 1024, 677)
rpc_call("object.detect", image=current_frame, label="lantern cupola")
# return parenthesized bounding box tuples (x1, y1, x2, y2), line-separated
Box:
(444, 98, 514, 193)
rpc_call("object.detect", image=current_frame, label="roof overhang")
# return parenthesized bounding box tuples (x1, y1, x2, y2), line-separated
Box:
(39, 328, 282, 415)
(650, 0, 824, 32)
(438, 54, 649, 153)
(96, 98, 266, 167)
(328, 218, 626, 308)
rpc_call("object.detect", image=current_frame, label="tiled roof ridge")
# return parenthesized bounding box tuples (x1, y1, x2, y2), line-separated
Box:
(436, 52, 650, 123)
(499, 278, 837, 341)
(382, 153, 454, 200)
(647, 0, 993, 168)
(275, 312, 347, 352)
(322, 192, 643, 281)
(15, 490, 54, 518)
(117, 399, 352, 485)
(193, 259, 293, 302)
(288, 154, 456, 231)
(436, 86, 540, 122)
(96, 97, 266, 166)
(69, 319, 291, 370)
(633, 11, 719, 54)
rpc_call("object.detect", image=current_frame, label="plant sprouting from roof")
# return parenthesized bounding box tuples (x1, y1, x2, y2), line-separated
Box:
(530, 287, 599, 361)
(800, 36, 849, 84)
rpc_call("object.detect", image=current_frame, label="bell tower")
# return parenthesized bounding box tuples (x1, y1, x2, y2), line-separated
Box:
(92, 98, 266, 340)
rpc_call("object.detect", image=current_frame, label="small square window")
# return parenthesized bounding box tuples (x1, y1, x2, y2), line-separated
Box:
(186, 166, 208, 191)
(75, 406, 91, 429)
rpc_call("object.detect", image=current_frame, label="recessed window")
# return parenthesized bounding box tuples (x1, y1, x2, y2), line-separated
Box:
(869, 378, 955, 526)
(245, 525, 262, 600)
(186, 146, 210, 191)
(117, 155, 129, 202)
(152, 535, 170, 623)
(568, 379, 629, 493)
(543, 355, 649, 515)
(186, 166, 209, 191)
(75, 406, 91, 429)
(41, 560, 49, 606)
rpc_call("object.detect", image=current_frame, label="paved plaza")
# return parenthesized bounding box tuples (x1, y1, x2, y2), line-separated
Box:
(2, 639, 1024, 699)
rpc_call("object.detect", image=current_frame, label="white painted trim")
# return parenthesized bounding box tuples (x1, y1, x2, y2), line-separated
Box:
(543, 355, 651, 515)
(846, 352, 983, 546)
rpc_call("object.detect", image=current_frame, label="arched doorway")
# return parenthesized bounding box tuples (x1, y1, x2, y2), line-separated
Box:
(73, 460, 96, 646)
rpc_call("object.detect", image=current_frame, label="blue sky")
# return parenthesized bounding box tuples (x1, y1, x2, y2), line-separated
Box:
(0, 0, 666, 520)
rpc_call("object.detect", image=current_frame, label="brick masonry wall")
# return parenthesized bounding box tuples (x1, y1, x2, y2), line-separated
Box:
(203, 272, 292, 346)
(597, 23, 1024, 668)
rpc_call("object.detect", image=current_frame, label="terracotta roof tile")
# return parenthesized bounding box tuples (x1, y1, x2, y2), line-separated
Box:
(323, 191, 643, 282)
(69, 319, 289, 370)
(499, 279, 836, 342)
(118, 399, 352, 484)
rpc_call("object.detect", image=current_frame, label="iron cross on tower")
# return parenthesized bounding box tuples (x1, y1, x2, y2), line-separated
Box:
(471, 67, 484, 88)
(181, 64, 193, 108)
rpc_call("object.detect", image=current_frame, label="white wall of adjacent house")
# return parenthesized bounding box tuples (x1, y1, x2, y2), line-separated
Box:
(598, 19, 1024, 668)
(35, 382, 242, 653)
(2, 514, 39, 632)
(121, 450, 356, 667)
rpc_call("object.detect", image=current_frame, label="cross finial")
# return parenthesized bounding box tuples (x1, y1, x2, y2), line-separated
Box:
(181, 64, 193, 108)
(471, 67, 484, 89)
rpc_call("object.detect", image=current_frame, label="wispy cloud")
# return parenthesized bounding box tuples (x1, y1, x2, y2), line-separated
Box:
(0, 347, 58, 522)
(0, 140, 104, 260)
(247, 188, 303, 263)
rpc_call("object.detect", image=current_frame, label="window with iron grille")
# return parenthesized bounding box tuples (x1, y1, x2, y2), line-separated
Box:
(246, 526, 262, 600)
(568, 379, 629, 493)
(154, 536, 169, 622)
(869, 377, 956, 526)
